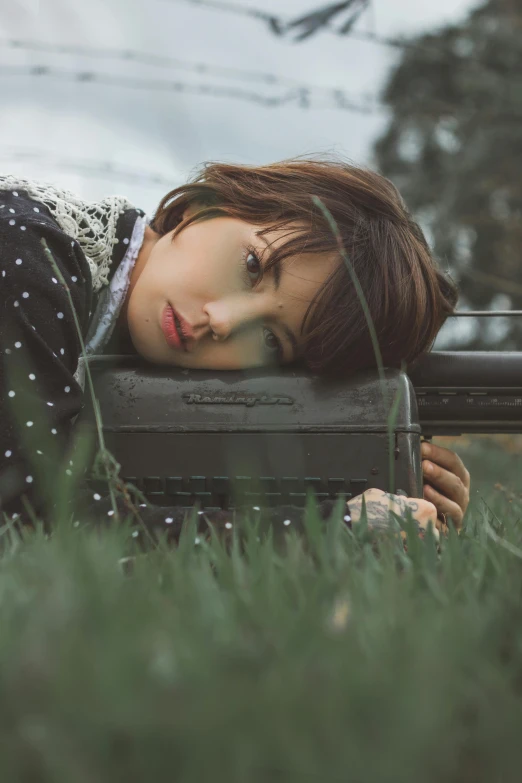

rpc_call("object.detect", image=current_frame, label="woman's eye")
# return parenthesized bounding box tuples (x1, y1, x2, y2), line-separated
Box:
(245, 249, 262, 283)
(263, 327, 283, 361)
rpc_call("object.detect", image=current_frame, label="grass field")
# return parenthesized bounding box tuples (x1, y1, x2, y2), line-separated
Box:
(0, 435, 521, 782)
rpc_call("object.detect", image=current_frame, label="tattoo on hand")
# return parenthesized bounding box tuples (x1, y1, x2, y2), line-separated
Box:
(382, 494, 418, 514)
(363, 501, 397, 526)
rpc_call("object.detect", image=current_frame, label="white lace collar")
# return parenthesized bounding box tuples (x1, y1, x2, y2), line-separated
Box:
(0, 174, 136, 292)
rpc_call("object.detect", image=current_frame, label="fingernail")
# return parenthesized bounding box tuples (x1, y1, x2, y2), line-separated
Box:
(422, 443, 430, 455)
(425, 462, 433, 473)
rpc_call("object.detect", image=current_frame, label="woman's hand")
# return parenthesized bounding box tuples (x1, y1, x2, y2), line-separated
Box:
(348, 488, 440, 540)
(420, 441, 470, 529)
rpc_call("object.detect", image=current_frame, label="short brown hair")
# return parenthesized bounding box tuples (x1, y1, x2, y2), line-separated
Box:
(151, 155, 458, 377)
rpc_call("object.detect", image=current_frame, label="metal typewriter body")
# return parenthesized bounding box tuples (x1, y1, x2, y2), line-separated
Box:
(84, 350, 522, 509)
(84, 355, 423, 510)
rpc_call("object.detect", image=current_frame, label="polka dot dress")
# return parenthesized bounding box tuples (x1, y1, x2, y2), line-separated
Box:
(0, 186, 347, 546)
(0, 187, 142, 522)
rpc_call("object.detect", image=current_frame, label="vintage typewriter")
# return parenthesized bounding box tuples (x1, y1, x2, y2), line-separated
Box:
(83, 349, 522, 510)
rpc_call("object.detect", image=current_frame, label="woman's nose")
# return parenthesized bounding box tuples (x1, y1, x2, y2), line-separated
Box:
(202, 300, 235, 341)
(203, 296, 265, 341)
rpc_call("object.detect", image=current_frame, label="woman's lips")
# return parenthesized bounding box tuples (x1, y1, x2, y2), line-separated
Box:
(162, 304, 186, 351)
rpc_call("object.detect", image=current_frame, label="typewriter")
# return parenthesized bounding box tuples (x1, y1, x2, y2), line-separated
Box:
(83, 350, 522, 510)
(83, 354, 423, 510)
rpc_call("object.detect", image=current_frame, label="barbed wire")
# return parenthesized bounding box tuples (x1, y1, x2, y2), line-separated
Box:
(1, 38, 281, 84)
(0, 37, 374, 94)
(0, 64, 379, 113)
(5, 61, 518, 122)
(0, 147, 180, 189)
(0, 25, 482, 62)
(3, 16, 517, 107)
(166, 0, 371, 40)
(169, 0, 521, 76)
(2, 55, 517, 121)
(165, 0, 415, 46)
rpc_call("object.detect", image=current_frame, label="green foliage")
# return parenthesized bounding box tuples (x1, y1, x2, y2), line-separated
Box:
(374, 0, 522, 348)
(0, 438, 520, 781)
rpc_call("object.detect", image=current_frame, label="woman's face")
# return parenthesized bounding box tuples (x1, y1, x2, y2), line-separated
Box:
(124, 211, 337, 370)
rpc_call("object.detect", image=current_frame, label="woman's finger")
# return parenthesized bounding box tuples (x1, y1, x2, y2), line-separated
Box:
(422, 459, 469, 514)
(423, 483, 463, 528)
(421, 442, 470, 490)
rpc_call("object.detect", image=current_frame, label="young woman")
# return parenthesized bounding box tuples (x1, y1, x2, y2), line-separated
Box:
(0, 158, 470, 546)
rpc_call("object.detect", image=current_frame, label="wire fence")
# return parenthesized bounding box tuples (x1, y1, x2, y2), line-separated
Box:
(0, 147, 180, 188)
(0, 62, 379, 113)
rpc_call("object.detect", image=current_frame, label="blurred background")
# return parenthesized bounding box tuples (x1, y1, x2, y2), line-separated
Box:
(1, 0, 520, 349)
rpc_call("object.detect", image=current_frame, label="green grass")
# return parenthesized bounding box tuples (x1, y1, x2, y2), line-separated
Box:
(0, 437, 521, 781)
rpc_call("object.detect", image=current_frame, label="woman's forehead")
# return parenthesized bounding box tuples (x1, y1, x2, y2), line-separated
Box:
(254, 220, 309, 245)
(255, 221, 339, 269)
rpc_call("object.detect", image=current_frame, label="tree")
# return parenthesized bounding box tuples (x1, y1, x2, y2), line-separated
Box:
(374, 0, 522, 348)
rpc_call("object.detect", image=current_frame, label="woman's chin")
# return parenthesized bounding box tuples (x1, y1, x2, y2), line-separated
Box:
(127, 329, 263, 370)
(127, 330, 168, 365)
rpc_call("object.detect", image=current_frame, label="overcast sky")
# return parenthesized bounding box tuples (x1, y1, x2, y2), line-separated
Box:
(2, 0, 478, 214)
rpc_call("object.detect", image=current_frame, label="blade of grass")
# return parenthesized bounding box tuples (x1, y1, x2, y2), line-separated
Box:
(312, 196, 408, 498)
(41, 238, 157, 546)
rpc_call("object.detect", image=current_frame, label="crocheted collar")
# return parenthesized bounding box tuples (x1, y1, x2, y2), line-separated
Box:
(0, 175, 137, 293)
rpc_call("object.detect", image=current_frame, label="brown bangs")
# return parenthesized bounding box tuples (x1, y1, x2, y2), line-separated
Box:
(151, 156, 458, 378)
(300, 217, 458, 377)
